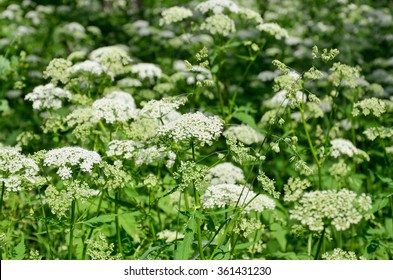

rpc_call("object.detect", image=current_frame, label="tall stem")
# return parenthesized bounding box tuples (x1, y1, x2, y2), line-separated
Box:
(68, 199, 76, 260)
(300, 106, 322, 189)
(0, 181, 5, 216)
(115, 190, 122, 255)
(314, 226, 326, 260)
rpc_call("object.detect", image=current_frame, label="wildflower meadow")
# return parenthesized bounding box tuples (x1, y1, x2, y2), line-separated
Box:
(0, 0, 392, 261)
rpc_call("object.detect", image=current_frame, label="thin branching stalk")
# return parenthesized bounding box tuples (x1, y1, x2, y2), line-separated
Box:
(0, 181, 4, 216)
(68, 199, 76, 260)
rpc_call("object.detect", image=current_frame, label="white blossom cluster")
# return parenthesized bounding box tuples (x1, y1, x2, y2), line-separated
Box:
(201, 183, 275, 213)
(157, 111, 224, 146)
(43, 147, 101, 180)
(200, 14, 236, 37)
(85, 233, 121, 260)
(195, 0, 240, 15)
(290, 189, 372, 231)
(267, 89, 305, 109)
(223, 124, 264, 145)
(25, 83, 72, 110)
(0, 146, 41, 192)
(43, 58, 72, 84)
(257, 23, 289, 39)
(68, 60, 113, 79)
(61, 22, 86, 39)
(107, 140, 176, 168)
(139, 97, 187, 120)
(322, 248, 358, 260)
(352, 97, 386, 117)
(330, 138, 359, 158)
(159, 6, 193, 26)
(131, 63, 162, 80)
(92, 91, 137, 123)
(89, 45, 132, 76)
(45, 180, 98, 217)
(205, 162, 245, 185)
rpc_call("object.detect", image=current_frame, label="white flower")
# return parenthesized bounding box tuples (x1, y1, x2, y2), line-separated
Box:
(131, 63, 162, 80)
(89, 45, 132, 76)
(0, 146, 41, 192)
(92, 91, 137, 123)
(195, 0, 240, 14)
(139, 97, 187, 120)
(159, 6, 193, 26)
(290, 189, 372, 231)
(201, 183, 275, 213)
(200, 14, 236, 37)
(68, 60, 113, 78)
(25, 83, 72, 110)
(223, 124, 264, 145)
(330, 138, 359, 158)
(44, 147, 101, 179)
(205, 162, 244, 185)
(257, 22, 289, 39)
(267, 89, 305, 108)
(157, 111, 224, 146)
(117, 78, 142, 88)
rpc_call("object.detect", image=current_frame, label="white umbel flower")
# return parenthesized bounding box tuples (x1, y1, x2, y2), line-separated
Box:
(201, 183, 275, 213)
(68, 60, 112, 78)
(330, 138, 358, 158)
(223, 124, 264, 145)
(44, 147, 101, 180)
(92, 91, 137, 123)
(159, 6, 193, 26)
(205, 162, 244, 185)
(25, 83, 72, 110)
(89, 45, 132, 76)
(195, 0, 240, 14)
(200, 14, 235, 37)
(131, 63, 162, 80)
(0, 146, 41, 192)
(157, 111, 224, 146)
(257, 22, 289, 39)
(139, 97, 187, 120)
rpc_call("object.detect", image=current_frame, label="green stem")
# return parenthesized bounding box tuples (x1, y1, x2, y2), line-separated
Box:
(0, 181, 5, 216)
(115, 190, 122, 255)
(300, 106, 322, 188)
(307, 234, 313, 257)
(68, 199, 76, 260)
(82, 190, 105, 259)
(314, 226, 325, 260)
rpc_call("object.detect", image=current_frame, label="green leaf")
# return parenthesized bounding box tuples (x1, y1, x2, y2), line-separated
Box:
(12, 235, 25, 260)
(175, 214, 197, 260)
(119, 213, 141, 243)
(270, 223, 287, 251)
(83, 214, 118, 225)
(232, 112, 258, 130)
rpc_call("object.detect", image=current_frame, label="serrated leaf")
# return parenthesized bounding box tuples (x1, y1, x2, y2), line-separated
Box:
(175, 215, 196, 260)
(12, 235, 25, 260)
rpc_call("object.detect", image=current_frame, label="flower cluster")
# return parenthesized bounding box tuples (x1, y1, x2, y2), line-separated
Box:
(131, 63, 162, 80)
(195, 0, 240, 14)
(330, 138, 360, 158)
(223, 124, 264, 145)
(257, 171, 280, 199)
(283, 177, 311, 202)
(45, 180, 98, 217)
(159, 6, 193, 26)
(157, 111, 224, 146)
(363, 126, 393, 141)
(200, 14, 235, 37)
(0, 146, 41, 192)
(205, 162, 244, 185)
(25, 83, 72, 110)
(92, 91, 137, 124)
(43, 147, 102, 180)
(322, 248, 358, 260)
(139, 97, 187, 120)
(89, 45, 132, 76)
(43, 58, 72, 84)
(173, 161, 209, 191)
(201, 183, 275, 213)
(352, 97, 386, 117)
(257, 23, 289, 39)
(107, 140, 176, 168)
(290, 189, 372, 231)
(68, 60, 112, 79)
(85, 233, 121, 260)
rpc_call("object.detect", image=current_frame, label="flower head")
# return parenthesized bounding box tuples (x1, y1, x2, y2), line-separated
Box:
(223, 124, 264, 145)
(205, 162, 244, 185)
(159, 6, 193, 26)
(195, 0, 240, 15)
(25, 83, 72, 110)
